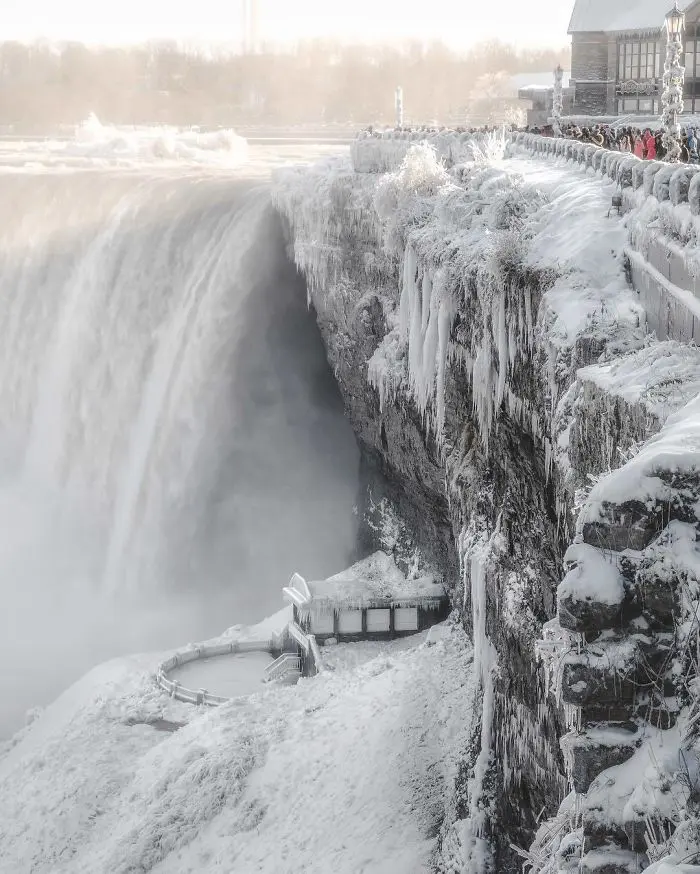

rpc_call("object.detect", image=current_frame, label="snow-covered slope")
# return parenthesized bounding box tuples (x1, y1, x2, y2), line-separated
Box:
(0, 621, 471, 874)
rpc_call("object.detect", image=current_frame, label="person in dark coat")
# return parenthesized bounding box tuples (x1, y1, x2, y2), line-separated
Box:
(655, 132, 666, 161)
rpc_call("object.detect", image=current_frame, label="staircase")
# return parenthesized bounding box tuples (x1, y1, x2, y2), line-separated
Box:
(264, 652, 301, 684)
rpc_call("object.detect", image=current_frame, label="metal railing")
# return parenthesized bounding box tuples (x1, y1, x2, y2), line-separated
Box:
(264, 652, 302, 683)
(155, 637, 277, 707)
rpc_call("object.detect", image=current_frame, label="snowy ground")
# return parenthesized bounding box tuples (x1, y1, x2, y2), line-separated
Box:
(169, 651, 274, 699)
(319, 632, 431, 673)
(0, 620, 472, 874)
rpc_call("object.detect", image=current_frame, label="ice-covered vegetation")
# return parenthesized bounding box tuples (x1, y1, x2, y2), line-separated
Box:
(275, 139, 643, 468)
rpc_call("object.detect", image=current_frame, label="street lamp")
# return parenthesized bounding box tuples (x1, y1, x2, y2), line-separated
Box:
(552, 65, 564, 135)
(395, 86, 404, 129)
(661, 2, 686, 162)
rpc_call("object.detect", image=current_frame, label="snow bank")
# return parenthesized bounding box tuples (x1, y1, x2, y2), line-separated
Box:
(581, 392, 700, 519)
(559, 541, 624, 606)
(577, 341, 700, 424)
(307, 550, 445, 611)
(0, 622, 472, 874)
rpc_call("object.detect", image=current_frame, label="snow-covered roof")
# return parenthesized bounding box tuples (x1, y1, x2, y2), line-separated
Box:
(510, 71, 571, 92)
(286, 551, 446, 613)
(568, 0, 697, 34)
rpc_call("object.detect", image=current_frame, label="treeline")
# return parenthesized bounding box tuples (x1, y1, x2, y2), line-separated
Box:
(0, 39, 570, 131)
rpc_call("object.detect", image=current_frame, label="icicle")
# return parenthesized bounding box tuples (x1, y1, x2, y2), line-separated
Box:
(399, 244, 418, 339)
(458, 523, 500, 874)
(495, 289, 508, 410)
(435, 282, 455, 437)
(472, 330, 494, 449)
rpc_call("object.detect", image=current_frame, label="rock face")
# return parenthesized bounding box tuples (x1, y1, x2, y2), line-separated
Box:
(272, 136, 700, 872)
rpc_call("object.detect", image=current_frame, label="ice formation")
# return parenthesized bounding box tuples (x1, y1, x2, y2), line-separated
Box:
(274, 131, 700, 872)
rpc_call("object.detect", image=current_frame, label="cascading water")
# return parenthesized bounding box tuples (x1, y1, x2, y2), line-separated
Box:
(0, 147, 359, 737)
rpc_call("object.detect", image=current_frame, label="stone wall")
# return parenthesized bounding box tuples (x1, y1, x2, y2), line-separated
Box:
(571, 33, 614, 116)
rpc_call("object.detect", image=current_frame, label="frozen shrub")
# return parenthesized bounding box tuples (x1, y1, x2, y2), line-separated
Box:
(374, 142, 452, 258)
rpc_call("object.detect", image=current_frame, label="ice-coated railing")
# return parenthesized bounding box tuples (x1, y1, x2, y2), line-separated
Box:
(263, 652, 301, 682)
(510, 132, 700, 344)
(509, 131, 700, 214)
(155, 636, 281, 707)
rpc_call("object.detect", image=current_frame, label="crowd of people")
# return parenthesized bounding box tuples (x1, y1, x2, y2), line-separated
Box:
(531, 123, 700, 163)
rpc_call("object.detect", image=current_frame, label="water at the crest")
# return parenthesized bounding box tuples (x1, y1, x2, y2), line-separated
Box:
(0, 134, 359, 737)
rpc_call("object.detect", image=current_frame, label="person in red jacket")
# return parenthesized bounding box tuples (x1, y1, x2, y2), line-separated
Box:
(646, 132, 657, 160)
(633, 134, 645, 159)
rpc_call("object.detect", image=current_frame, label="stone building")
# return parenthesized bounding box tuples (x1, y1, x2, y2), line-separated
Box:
(569, 0, 700, 117)
(513, 71, 574, 126)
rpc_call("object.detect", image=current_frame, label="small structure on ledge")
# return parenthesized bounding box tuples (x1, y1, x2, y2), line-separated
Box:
(283, 552, 449, 649)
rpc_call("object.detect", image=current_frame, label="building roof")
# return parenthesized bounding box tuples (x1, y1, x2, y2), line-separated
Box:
(283, 551, 446, 614)
(510, 71, 571, 92)
(568, 0, 696, 34)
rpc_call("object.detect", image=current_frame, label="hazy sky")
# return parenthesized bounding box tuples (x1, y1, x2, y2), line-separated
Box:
(6, 0, 572, 49)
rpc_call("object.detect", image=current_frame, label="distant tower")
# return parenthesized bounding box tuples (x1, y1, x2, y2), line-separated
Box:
(242, 0, 260, 53)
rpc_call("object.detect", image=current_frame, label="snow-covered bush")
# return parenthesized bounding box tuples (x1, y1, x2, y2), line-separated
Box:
(374, 143, 453, 259)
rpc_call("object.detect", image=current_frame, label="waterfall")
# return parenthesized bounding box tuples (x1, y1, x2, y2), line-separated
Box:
(0, 166, 359, 735)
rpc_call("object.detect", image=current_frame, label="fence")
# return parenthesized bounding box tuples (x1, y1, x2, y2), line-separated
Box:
(510, 132, 700, 343)
(155, 635, 284, 707)
(508, 132, 700, 213)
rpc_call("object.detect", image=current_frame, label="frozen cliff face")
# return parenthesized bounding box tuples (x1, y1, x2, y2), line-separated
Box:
(505, 136, 700, 874)
(272, 137, 669, 871)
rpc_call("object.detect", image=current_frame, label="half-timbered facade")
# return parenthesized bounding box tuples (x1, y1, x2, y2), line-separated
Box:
(569, 0, 700, 117)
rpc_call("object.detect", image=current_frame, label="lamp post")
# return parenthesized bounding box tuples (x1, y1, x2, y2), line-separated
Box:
(661, 2, 686, 162)
(552, 64, 564, 135)
(395, 86, 404, 128)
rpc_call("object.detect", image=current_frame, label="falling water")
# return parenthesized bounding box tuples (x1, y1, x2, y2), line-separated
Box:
(0, 158, 359, 736)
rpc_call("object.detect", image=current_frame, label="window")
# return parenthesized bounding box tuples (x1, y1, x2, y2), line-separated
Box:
(394, 607, 419, 632)
(616, 97, 658, 115)
(338, 610, 362, 634)
(618, 40, 660, 81)
(685, 39, 700, 79)
(310, 612, 334, 635)
(366, 609, 390, 632)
